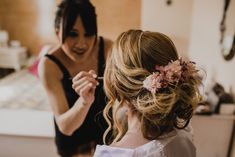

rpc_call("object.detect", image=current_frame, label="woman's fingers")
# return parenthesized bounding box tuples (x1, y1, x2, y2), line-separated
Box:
(88, 70, 97, 77)
(72, 76, 98, 89)
(73, 71, 97, 81)
(72, 70, 99, 95)
(73, 80, 88, 94)
(79, 83, 94, 96)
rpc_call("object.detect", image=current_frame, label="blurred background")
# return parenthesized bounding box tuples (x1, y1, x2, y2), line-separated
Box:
(0, 0, 234, 157)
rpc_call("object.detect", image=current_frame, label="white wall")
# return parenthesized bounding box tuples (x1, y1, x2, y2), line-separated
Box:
(141, 0, 193, 58)
(189, 0, 235, 91)
(141, 0, 235, 91)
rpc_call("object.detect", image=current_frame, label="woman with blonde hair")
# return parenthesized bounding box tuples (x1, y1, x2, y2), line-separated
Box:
(93, 29, 203, 157)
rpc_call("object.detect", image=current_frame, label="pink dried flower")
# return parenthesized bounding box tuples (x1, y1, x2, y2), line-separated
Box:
(143, 72, 162, 94)
(164, 60, 182, 83)
(186, 62, 197, 73)
(143, 59, 198, 94)
(181, 61, 197, 80)
(155, 65, 165, 72)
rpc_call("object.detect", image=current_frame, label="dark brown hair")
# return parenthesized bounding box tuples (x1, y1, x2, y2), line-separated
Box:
(55, 0, 97, 43)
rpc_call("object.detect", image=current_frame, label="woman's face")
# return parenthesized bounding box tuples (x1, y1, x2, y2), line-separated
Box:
(60, 16, 96, 62)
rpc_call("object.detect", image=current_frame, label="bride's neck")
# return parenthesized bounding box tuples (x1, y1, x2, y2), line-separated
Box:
(127, 114, 141, 133)
(112, 113, 150, 149)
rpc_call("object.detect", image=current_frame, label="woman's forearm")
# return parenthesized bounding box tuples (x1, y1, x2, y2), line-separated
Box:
(56, 98, 92, 135)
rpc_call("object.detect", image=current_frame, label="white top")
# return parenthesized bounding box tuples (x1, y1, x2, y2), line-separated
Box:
(93, 129, 196, 157)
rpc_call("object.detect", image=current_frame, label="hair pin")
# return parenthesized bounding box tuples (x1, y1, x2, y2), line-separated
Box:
(96, 77, 104, 80)
(69, 76, 103, 80)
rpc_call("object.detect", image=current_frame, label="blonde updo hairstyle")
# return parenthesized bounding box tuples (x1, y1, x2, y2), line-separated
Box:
(103, 29, 203, 144)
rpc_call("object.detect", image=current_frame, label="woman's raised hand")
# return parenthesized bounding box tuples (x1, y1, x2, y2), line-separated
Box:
(72, 70, 99, 106)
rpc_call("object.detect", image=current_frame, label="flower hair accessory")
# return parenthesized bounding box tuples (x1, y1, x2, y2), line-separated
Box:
(143, 59, 198, 94)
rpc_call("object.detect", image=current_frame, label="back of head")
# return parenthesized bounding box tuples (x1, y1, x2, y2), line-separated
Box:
(55, 0, 97, 43)
(103, 29, 203, 143)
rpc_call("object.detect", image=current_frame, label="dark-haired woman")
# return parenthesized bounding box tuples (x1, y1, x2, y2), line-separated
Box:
(39, 0, 112, 156)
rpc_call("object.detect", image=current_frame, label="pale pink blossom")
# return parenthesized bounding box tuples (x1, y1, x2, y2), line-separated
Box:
(143, 72, 162, 94)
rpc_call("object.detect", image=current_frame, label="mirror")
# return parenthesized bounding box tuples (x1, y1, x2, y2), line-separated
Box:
(221, 34, 235, 61)
(220, 0, 235, 61)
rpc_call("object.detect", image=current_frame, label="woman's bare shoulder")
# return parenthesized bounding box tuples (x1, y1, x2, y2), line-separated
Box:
(38, 48, 63, 84)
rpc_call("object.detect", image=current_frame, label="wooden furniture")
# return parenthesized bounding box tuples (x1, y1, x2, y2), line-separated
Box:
(0, 109, 57, 157)
(0, 47, 27, 71)
(191, 115, 235, 157)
